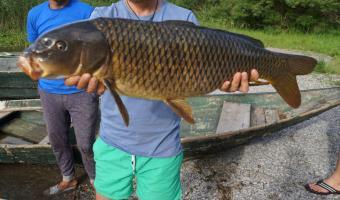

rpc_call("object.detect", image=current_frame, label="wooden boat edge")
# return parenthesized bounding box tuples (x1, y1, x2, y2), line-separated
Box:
(1, 87, 339, 112)
(182, 99, 340, 157)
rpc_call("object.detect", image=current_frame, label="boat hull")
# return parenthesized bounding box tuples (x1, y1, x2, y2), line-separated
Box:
(1, 87, 339, 164)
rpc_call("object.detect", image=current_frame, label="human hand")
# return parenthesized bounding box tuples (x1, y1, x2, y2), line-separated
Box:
(65, 73, 106, 95)
(220, 69, 259, 93)
(17, 56, 42, 81)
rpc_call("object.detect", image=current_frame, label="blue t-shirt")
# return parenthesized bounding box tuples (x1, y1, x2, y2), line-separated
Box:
(91, 0, 198, 157)
(27, 0, 93, 94)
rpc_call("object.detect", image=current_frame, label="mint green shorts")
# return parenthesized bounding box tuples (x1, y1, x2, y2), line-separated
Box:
(93, 138, 183, 200)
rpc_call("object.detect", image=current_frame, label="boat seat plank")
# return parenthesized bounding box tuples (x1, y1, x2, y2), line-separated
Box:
(250, 107, 265, 127)
(1, 118, 47, 143)
(264, 109, 280, 124)
(0, 136, 33, 145)
(216, 102, 251, 133)
(0, 99, 42, 112)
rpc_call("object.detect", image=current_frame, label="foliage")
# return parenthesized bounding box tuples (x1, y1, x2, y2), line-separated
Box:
(173, 0, 340, 32)
(0, 0, 41, 32)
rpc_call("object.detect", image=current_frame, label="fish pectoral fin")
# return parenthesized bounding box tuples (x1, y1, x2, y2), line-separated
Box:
(103, 79, 129, 126)
(249, 80, 270, 86)
(164, 99, 195, 124)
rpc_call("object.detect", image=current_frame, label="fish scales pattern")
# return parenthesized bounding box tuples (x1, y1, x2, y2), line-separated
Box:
(92, 18, 285, 99)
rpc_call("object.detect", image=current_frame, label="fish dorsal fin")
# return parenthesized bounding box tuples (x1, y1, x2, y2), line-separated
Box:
(103, 79, 130, 126)
(164, 99, 195, 124)
(163, 20, 264, 48)
(163, 20, 197, 27)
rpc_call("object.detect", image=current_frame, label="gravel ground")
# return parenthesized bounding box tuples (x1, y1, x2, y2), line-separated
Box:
(181, 105, 340, 200)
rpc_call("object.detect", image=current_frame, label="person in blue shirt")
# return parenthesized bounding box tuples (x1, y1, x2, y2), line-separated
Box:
(21, 0, 97, 196)
(63, 0, 260, 199)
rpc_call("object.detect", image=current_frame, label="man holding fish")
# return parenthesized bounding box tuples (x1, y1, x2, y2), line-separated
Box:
(19, 0, 316, 199)
(63, 1, 259, 199)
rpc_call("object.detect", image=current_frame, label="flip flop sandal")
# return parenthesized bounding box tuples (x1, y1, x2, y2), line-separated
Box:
(43, 183, 77, 196)
(305, 180, 340, 195)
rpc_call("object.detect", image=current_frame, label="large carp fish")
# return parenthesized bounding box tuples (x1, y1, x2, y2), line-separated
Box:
(18, 17, 317, 126)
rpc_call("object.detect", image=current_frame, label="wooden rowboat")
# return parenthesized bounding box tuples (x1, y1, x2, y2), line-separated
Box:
(0, 87, 339, 164)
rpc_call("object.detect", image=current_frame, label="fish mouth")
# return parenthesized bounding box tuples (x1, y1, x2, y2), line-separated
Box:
(18, 42, 54, 74)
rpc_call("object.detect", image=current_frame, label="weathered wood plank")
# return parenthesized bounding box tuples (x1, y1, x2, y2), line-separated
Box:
(0, 145, 56, 164)
(0, 72, 37, 88)
(1, 118, 47, 143)
(216, 102, 251, 133)
(0, 71, 38, 100)
(264, 109, 280, 124)
(0, 144, 83, 164)
(250, 107, 265, 127)
(0, 88, 38, 100)
(0, 99, 42, 112)
(0, 55, 20, 72)
(0, 136, 32, 145)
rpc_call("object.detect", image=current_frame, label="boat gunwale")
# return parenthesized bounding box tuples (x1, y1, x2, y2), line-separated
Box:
(0, 87, 339, 111)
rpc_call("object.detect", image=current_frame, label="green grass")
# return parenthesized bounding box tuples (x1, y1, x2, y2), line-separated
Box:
(0, 31, 27, 51)
(201, 20, 340, 74)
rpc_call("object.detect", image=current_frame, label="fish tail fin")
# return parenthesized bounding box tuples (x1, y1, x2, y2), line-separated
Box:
(286, 54, 317, 75)
(271, 54, 316, 108)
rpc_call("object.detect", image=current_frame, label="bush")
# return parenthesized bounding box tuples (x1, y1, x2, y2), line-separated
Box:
(0, 0, 339, 33)
(0, 0, 41, 32)
(173, 0, 340, 32)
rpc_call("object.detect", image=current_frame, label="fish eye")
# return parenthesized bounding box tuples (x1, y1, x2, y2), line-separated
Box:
(56, 41, 67, 51)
